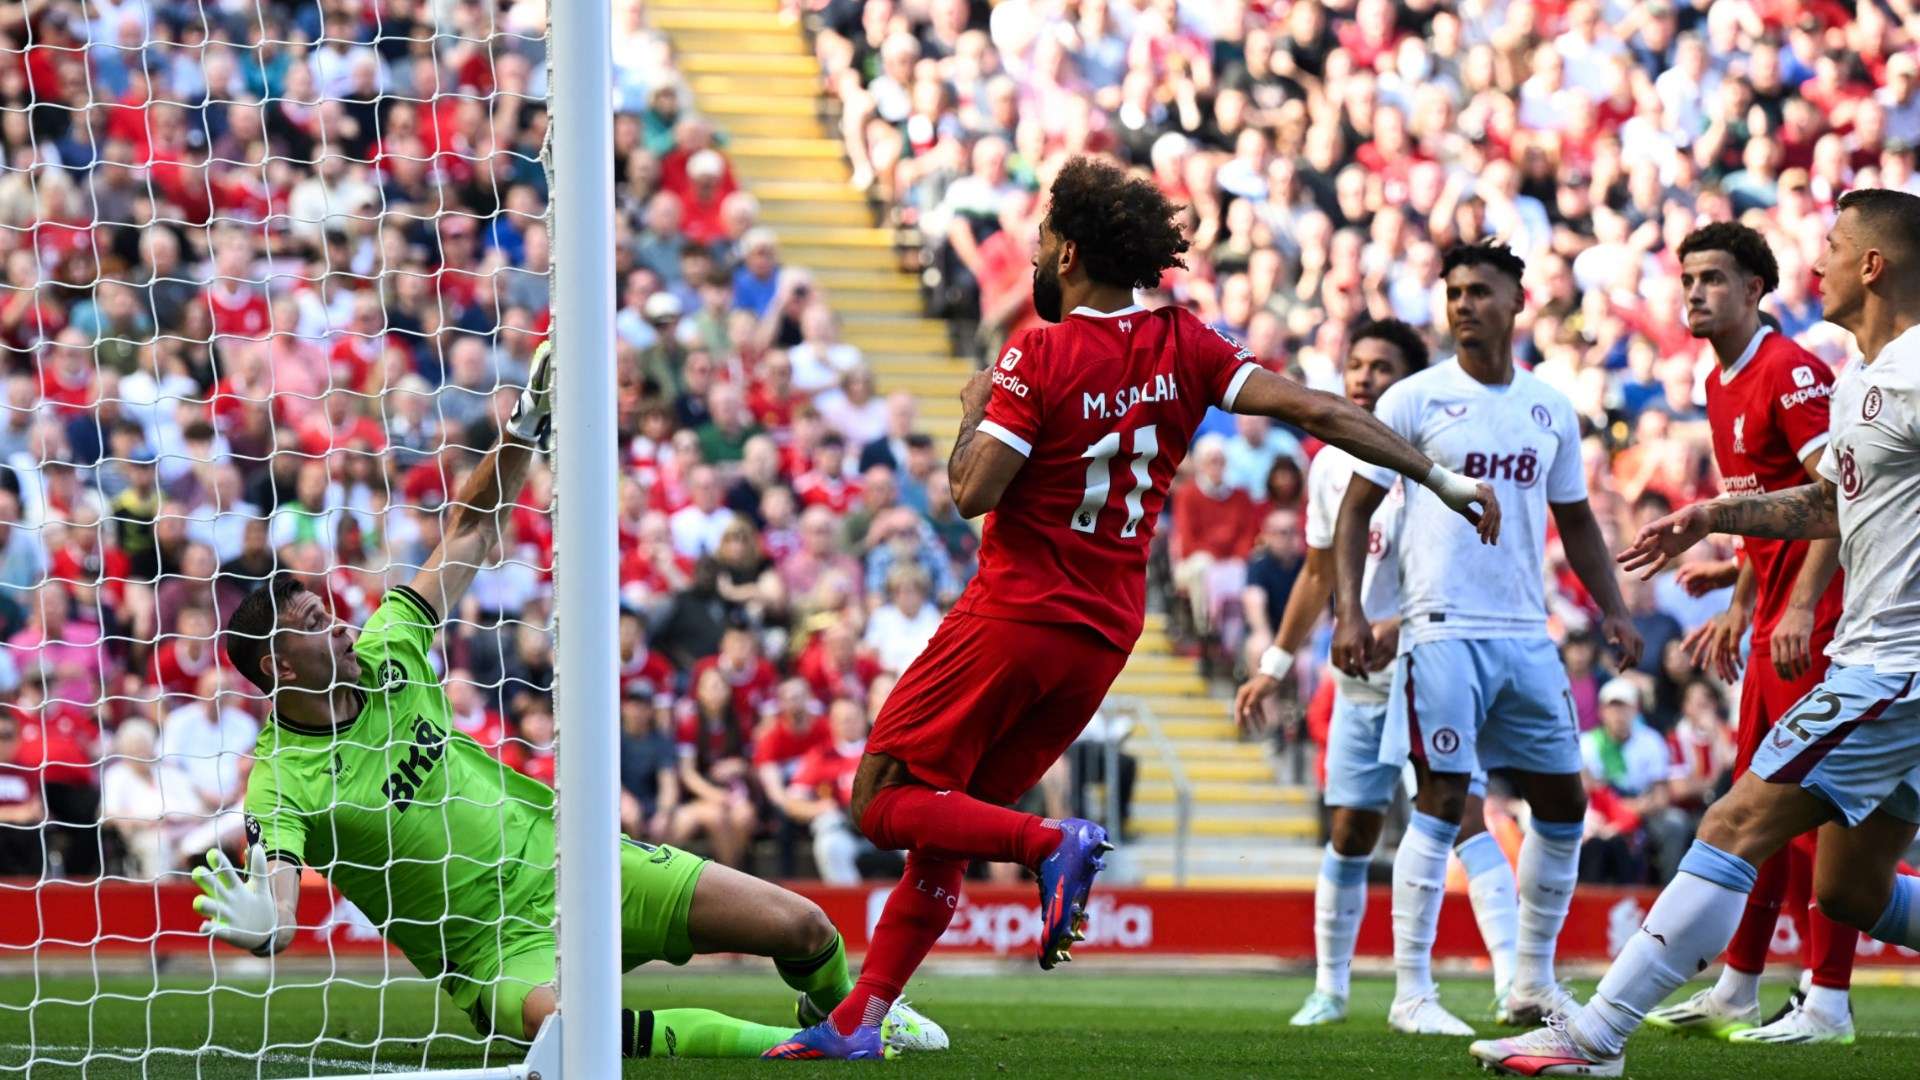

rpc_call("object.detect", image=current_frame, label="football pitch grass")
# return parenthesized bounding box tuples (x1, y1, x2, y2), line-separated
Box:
(4, 969, 1918, 1078)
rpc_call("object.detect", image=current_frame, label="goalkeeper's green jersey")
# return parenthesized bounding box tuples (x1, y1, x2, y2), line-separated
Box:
(244, 587, 557, 978)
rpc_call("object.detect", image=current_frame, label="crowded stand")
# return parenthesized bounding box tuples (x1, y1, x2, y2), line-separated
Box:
(1, 0, 1912, 888)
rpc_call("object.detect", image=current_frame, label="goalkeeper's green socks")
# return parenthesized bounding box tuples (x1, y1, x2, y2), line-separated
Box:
(775, 933, 855, 1015)
(623, 1008, 794, 1058)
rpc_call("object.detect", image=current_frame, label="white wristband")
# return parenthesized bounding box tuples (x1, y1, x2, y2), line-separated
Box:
(1423, 463, 1480, 505)
(1257, 645, 1294, 681)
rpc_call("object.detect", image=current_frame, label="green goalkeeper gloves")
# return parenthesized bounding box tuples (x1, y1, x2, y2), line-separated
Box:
(193, 846, 285, 957)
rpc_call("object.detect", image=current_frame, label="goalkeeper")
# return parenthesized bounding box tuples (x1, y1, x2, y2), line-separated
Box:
(197, 344, 939, 1059)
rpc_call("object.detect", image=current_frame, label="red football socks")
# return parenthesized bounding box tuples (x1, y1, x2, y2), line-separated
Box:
(1725, 847, 1790, 974)
(1787, 841, 1859, 989)
(858, 783, 1064, 868)
(829, 853, 967, 1036)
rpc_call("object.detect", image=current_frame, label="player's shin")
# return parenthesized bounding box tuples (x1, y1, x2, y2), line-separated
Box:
(1718, 847, 1789, 1003)
(1314, 845, 1371, 1000)
(1868, 874, 1920, 949)
(624, 1007, 796, 1058)
(1458, 831, 1520, 995)
(1514, 818, 1581, 993)
(1392, 812, 1457, 1002)
(777, 933, 854, 1016)
(829, 853, 967, 1037)
(1568, 841, 1757, 1057)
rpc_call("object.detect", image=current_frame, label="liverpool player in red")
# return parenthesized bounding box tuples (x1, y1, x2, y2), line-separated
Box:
(1644, 222, 1854, 1043)
(766, 157, 1501, 1060)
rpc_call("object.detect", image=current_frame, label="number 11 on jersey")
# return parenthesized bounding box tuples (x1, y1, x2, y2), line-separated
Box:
(1074, 424, 1160, 537)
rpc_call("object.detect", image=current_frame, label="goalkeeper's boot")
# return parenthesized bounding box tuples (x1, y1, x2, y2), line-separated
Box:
(1499, 981, 1580, 1027)
(762, 1016, 898, 1061)
(1288, 990, 1349, 1026)
(1469, 1019, 1624, 1077)
(1729, 991, 1854, 1046)
(1036, 817, 1112, 971)
(797, 994, 948, 1052)
(1388, 991, 1477, 1036)
(1642, 987, 1760, 1040)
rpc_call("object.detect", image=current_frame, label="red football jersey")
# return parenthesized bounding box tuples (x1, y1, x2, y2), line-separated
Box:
(1703, 327, 1844, 646)
(956, 304, 1259, 650)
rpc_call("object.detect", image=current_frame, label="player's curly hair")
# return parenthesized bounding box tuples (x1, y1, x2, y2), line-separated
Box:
(1349, 318, 1431, 372)
(1676, 222, 1780, 294)
(225, 572, 308, 692)
(1440, 241, 1526, 286)
(1044, 156, 1189, 289)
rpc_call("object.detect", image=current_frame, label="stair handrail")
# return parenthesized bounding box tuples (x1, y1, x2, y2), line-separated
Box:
(1101, 694, 1192, 887)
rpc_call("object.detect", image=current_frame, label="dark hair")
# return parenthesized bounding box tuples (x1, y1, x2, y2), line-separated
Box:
(1837, 187, 1920, 263)
(1676, 222, 1780, 294)
(1440, 241, 1527, 285)
(1348, 317, 1431, 371)
(1044, 156, 1190, 289)
(224, 573, 306, 692)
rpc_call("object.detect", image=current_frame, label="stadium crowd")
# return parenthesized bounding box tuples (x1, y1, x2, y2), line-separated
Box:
(0, 0, 1913, 889)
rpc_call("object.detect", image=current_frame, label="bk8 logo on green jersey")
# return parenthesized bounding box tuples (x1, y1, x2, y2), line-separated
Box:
(381, 718, 448, 811)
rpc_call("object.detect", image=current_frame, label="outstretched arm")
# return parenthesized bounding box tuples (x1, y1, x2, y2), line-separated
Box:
(1231, 369, 1500, 542)
(1618, 479, 1840, 578)
(407, 344, 552, 618)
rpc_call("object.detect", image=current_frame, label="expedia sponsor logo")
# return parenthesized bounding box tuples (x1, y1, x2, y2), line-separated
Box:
(992, 368, 1031, 398)
(1778, 383, 1830, 409)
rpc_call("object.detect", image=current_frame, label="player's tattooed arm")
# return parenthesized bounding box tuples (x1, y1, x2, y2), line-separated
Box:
(1708, 479, 1841, 540)
(949, 368, 1026, 518)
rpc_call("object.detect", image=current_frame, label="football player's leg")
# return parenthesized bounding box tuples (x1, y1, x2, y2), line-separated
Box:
(1815, 800, 1920, 951)
(1296, 692, 1393, 1025)
(1555, 753, 1845, 1059)
(1720, 658, 1793, 1002)
(1484, 639, 1587, 1019)
(1458, 784, 1521, 1011)
(1381, 643, 1478, 1033)
(854, 616, 1072, 868)
(824, 850, 967, 1042)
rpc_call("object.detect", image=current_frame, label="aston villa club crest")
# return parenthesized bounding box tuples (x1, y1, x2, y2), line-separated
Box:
(1864, 386, 1884, 421)
(1531, 404, 1552, 429)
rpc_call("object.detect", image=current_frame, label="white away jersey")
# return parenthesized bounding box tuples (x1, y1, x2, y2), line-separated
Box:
(1305, 444, 1404, 702)
(1353, 358, 1586, 647)
(1818, 325, 1920, 672)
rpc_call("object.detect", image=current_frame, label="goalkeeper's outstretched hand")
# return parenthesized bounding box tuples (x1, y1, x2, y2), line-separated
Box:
(193, 846, 283, 955)
(506, 340, 554, 449)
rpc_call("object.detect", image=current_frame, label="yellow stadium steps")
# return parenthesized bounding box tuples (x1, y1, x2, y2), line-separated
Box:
(690, 74, 822, 99)
(725, 136, 848, 160)
(1155, 718, 1239, 741)
(769, 246, 898, 271)
(823, 292, 923, 316)
(758, 202, 875, 228)
(716, 114, 838, 139)
(1165, 743, 1267, 763)
(1123, 654, 1204, 676)
(1142, 759, 1271, 783)
(1134, 818, 1317, 840)
(732, 157, 848, 183)
(652, 0, 787, 12)
(1138, 695, 1229, 721)
(1108, 673, 1209, 697)
(1137, 782, 1311, 806)
(680, 53, 821, 77)
(696, 94, 820, 118)
(665, 32, 809, 55)
(652, 10, 790, 33)
(807, 268, 921, 293)
(752, 180, 880, 205)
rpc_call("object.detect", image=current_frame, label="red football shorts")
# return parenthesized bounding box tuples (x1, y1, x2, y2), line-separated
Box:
(1737, 638, 1832, 858)
(866, 612, 1130, 805)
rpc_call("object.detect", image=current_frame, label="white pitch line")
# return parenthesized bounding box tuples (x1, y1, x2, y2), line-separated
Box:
(2, 1044, 415, 1073)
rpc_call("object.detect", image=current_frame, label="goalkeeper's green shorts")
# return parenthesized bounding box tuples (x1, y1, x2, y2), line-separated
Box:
(446, 839, 708, 1041)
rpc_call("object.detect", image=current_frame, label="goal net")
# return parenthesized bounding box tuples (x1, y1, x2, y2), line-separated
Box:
(0, 0, 617, 1074)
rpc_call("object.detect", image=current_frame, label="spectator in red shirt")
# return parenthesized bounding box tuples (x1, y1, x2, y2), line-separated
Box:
(794, 616, 882, 706)
(515, 702, 556, 787)
(149, 605, 223, 701)
(0, 714, 45, 876)
(1169, 434, 1265, 642)
(782, 696, 876, 884)
(793, 433, 861, 513)
(753, 678, 831, 798)
(690, 626, 780, 727)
